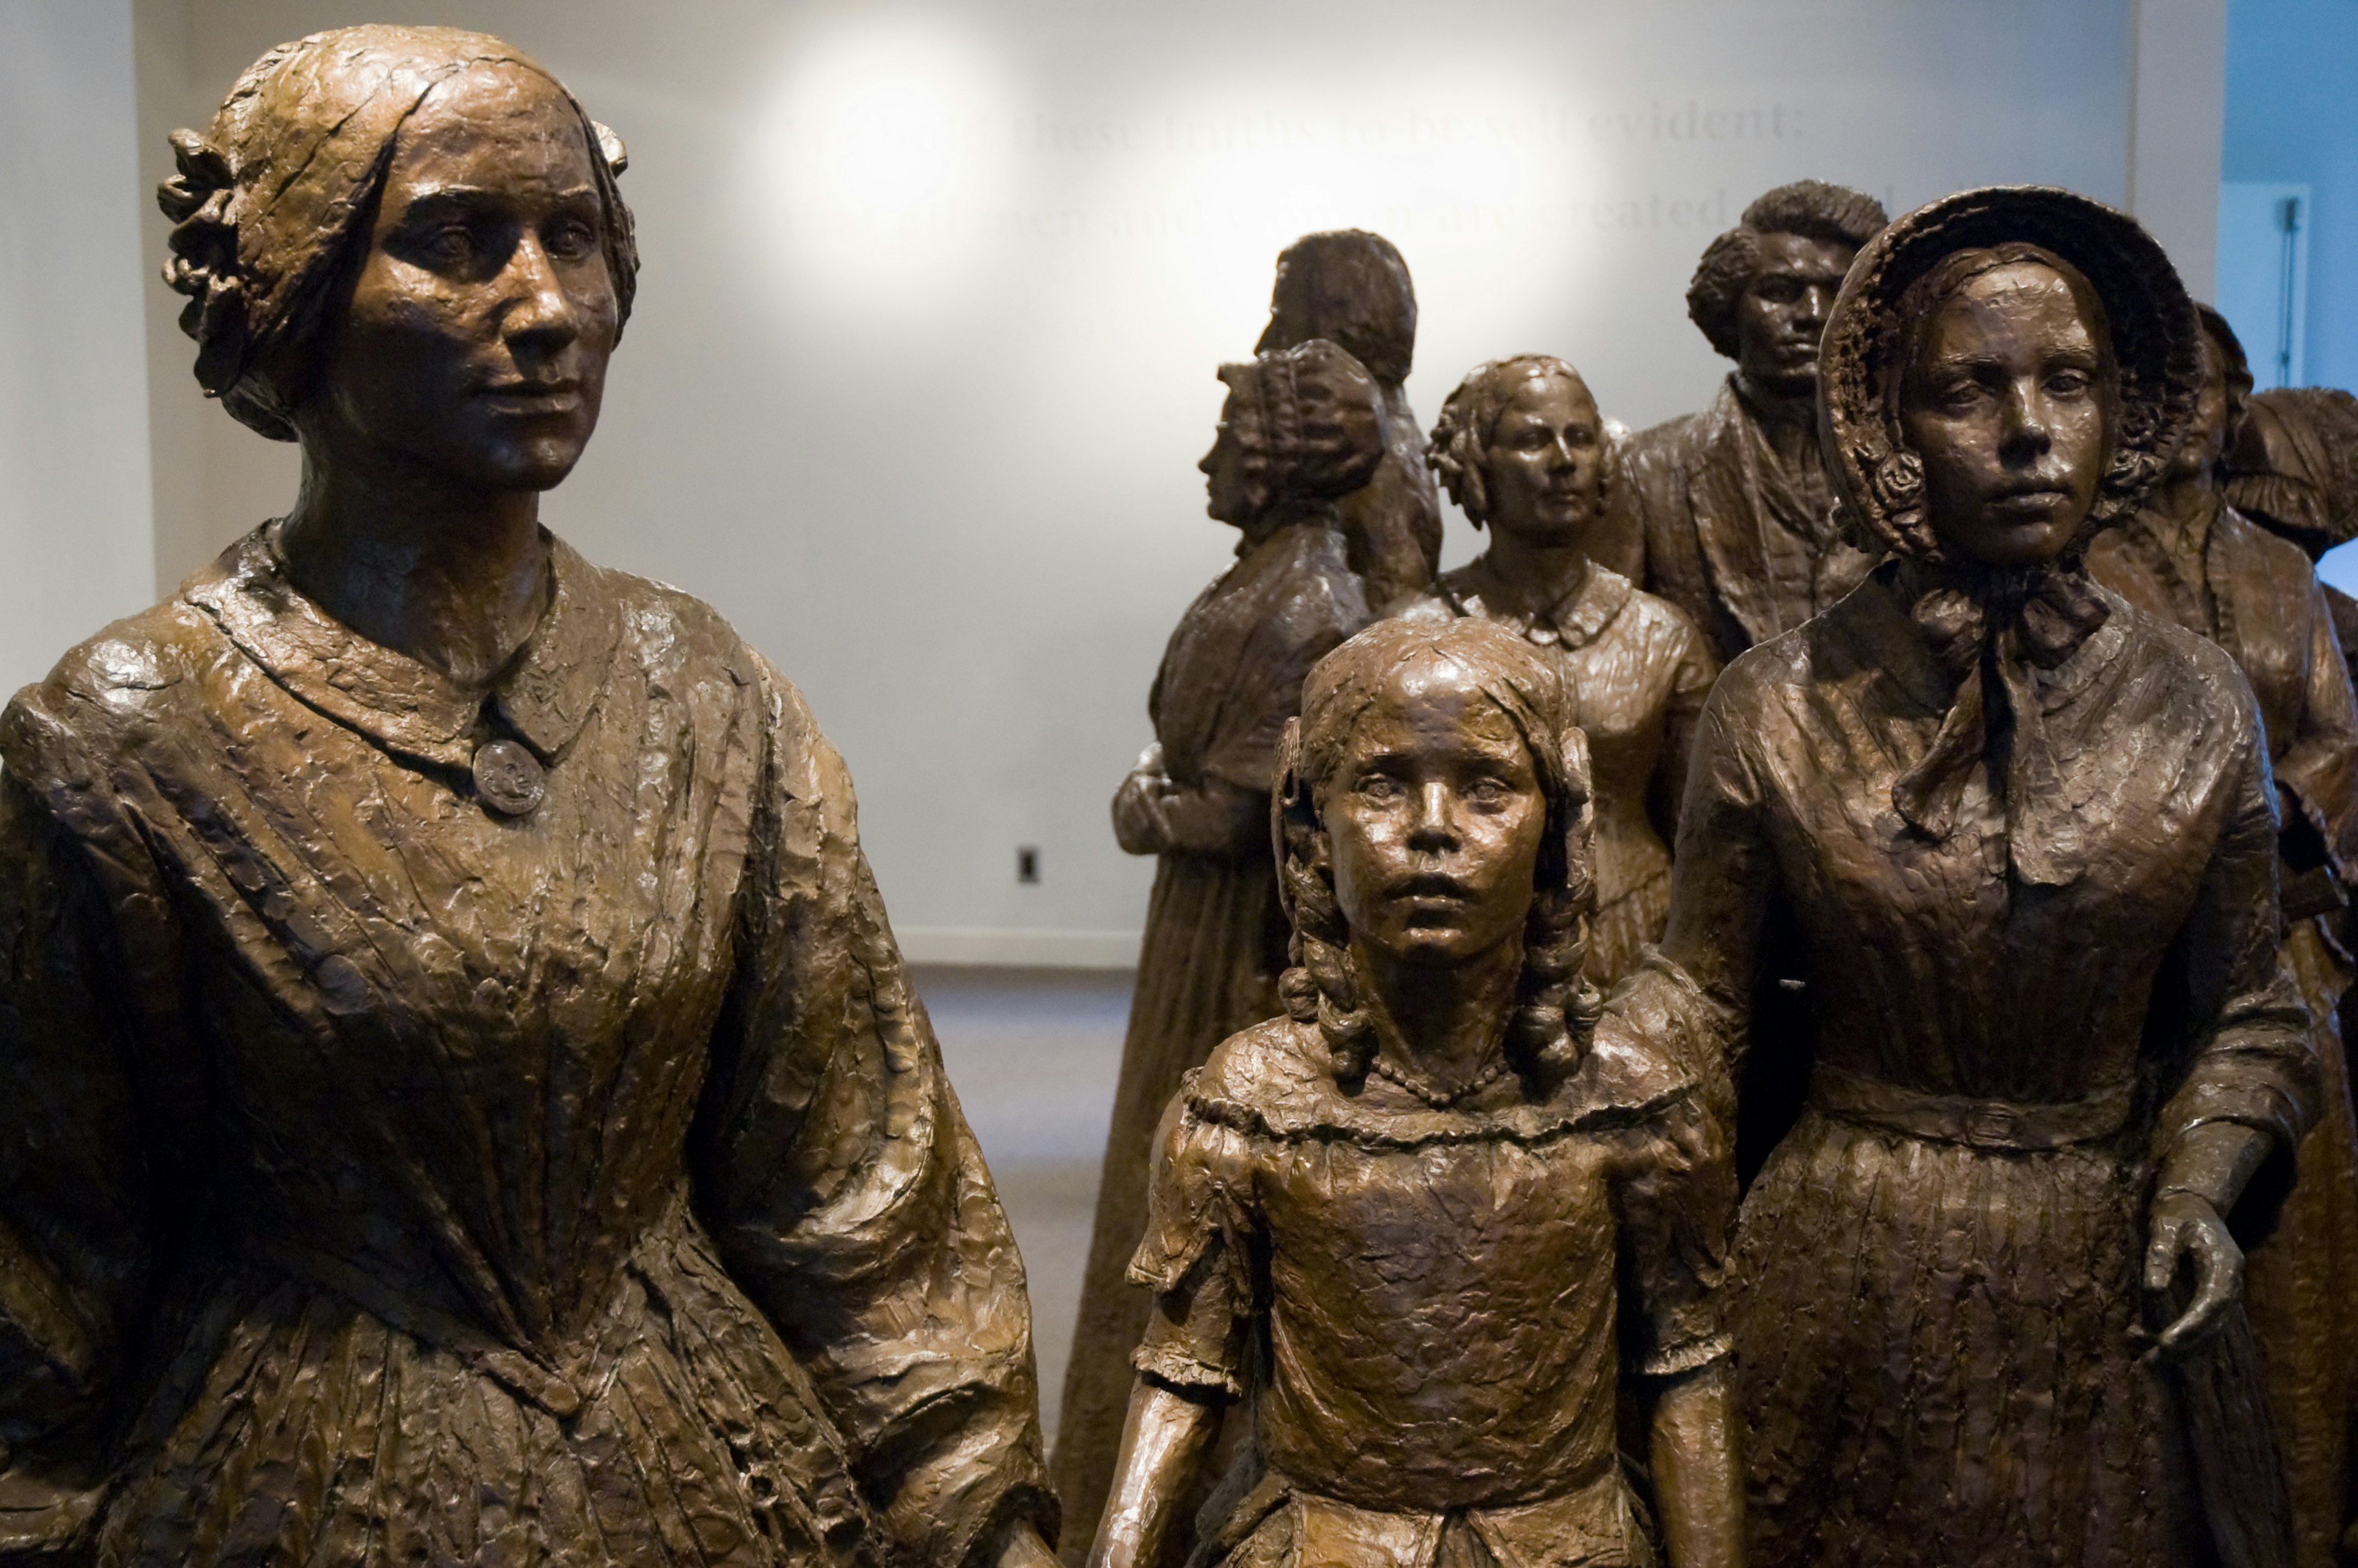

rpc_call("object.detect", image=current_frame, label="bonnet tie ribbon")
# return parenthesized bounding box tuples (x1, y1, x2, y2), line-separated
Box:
(1889, 564, 2112, 885)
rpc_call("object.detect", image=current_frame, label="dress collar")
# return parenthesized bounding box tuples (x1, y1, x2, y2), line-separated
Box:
(1443, 554, 1633, 650)
(184, 521, 621, 770)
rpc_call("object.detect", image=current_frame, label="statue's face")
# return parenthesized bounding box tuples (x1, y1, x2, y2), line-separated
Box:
(1478, 373, 1603, 547)
(1322, 659, 1547, 972)
(1199, 398, 1252, 524)
(305, 62, 617, 492)
(1901, 261, 2111, 569)
(2168, 326, 2232, 481)
(1735, 232, 1854, 397)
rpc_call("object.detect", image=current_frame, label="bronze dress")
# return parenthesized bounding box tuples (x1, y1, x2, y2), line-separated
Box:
(1056, 519, 1371, 1550)
(1402, 559, 1717, 985)
(0, 526, 1053, 1568)
(2088, 495, 2358, 1568)
(1646, 565, 2317, 1567)
(1334, 384, 1444, 615)
(1129, 1015, 1729, 1568)
(1614, 378, 1881, 664)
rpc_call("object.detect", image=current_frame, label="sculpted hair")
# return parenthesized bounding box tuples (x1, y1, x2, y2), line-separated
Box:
(1255, 230, 1417, 385)
(158, 25, 639, 441)
(1272, 618, 1605, 1090)
(1687, 179, 1888, 360)
(1425, 355, 1606, 528)
(1216, 338, 1387, 522)
(2197, 303, 2254, 432)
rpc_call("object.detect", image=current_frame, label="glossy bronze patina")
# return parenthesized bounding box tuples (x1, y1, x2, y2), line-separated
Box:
(1403, 354, 1718, 985)
(2088, 308, 2358, 1568)
(1255, 231, 1444, 614)
(1606, 181, 1889, 661)
(1056, 340, 1385, 1562)
(1090, 616, 1741, 1568)
(0, 27, 1057, 1568)
(1623, 185, 2317, 1568)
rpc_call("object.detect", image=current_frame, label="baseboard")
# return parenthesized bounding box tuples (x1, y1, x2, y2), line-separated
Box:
(896, 926, 1142, 969)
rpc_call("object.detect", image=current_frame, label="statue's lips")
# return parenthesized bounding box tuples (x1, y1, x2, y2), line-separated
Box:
(1983, 486, 2071, 518)
(477, 380, 582, 412)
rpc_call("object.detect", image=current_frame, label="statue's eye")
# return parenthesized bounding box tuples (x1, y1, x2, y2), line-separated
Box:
(1358, 775, 1403, 802)
(545, 219, 599, 262)
(422, 225, 478, 266)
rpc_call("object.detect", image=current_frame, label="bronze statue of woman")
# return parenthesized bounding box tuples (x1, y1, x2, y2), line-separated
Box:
(2086, 307, 2358, 1568)
(1403, 355, 1718, 985)
(0, 28, 1056, 1567)
(1255, 231, 1443, 613)
(1627, 186, 2319, 1567)
(1089, 616, 1741, 1568)
(1055, 341, 1385, 1559)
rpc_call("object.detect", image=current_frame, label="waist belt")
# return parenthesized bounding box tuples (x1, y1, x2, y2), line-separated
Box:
(1809, 1063, 2136, 1151)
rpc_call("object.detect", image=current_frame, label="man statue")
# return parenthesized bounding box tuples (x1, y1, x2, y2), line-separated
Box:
(1607, 182, 1888, 662)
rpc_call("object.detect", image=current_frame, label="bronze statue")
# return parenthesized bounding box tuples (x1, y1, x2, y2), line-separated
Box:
(1403, 355, 1718, 985)
(1625, 186, 2320, 1567)
(1255, 231, 1443, 613)
(2087, 307, 2358, 1568)
(1089, 616, 1742, 1568)
(0, 28, 1057, 1567)
(2225, 385, 2358, 677)
(1056, 340, 1385, 1561)
(1608, 182, 1889, 662)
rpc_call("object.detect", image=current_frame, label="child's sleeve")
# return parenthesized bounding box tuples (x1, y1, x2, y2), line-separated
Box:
(1125, 1079, 1258, 1402)
(1612, 1089, 1737, 1380)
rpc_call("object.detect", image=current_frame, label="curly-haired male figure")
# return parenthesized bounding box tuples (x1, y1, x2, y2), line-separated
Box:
(1608, 181, 1888, 663)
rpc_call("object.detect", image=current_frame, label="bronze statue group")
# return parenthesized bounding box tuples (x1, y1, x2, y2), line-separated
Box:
(4, 21, 2358, 1568)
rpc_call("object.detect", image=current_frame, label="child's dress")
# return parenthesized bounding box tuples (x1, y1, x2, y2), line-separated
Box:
(1128, 1015, 1732, 1568)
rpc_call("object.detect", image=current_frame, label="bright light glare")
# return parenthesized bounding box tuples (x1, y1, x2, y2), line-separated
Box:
(750, 15, 1021, 319)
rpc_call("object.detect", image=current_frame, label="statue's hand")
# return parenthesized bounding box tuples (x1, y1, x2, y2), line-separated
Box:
(1112, 746, 1175, 856)
(2141, 1190, 2244, 1358)
(993, 1523, 1059, 1568)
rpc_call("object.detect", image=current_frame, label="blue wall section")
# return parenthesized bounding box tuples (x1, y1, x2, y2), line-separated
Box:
(2225, 0, 2358, 393)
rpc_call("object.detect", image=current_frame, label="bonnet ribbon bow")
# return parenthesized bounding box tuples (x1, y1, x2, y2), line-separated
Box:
(1889, 565, 2112, 886)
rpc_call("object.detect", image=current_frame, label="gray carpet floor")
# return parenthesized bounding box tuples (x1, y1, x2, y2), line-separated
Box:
(910, 964, 1131, 1450)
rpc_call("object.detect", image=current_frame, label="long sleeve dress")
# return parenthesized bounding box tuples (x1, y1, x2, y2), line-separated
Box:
(1054, 519, 1371, 1556)
(0, 525, 1053, 1568)
(2088, 495, 2358, 1568)
(1401, 557, 1718, 986)
(1632, 564, 2318, 1568)
(1127, 1013, 1730, 1568)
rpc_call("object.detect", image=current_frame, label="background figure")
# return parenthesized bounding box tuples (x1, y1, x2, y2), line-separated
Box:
(2090, 314, 2358, 1568)
(0, 28, 1057, 1568)
(1404, 354, 1717, 985)
(1625, 187, 2319, 1567)
(2224, 386, 2358, 677)
(1056, 340, 1386, 1562)
(1255, 231, 1443, 613)
(1605, 181, 1889, 662)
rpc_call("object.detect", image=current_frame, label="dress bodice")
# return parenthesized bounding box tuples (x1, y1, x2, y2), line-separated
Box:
(0, 526, 1051, 1567)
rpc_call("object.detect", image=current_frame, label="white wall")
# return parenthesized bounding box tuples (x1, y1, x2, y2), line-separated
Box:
(0, 0, 156, 696)
(117, 0, 2190, 961)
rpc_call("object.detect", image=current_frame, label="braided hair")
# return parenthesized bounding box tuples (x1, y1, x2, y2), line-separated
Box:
(1271, 618, 1605, 1090)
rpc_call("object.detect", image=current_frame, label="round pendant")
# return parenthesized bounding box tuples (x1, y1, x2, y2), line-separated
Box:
(471, 739, 546, 817)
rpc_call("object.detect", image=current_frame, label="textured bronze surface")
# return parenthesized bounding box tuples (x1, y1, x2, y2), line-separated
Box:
(1605, 182, 1890, 662)
(1403, 354, 1717, 985)
(1055, 341, 1385, 1563)
(1624, 185, 2319, 1568)
(2088, 307, 2358, 1568)
(1088, 617, 1741, 1568)
(0, 26, 1056, 1567)
(1255, 231, 1442, 615)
